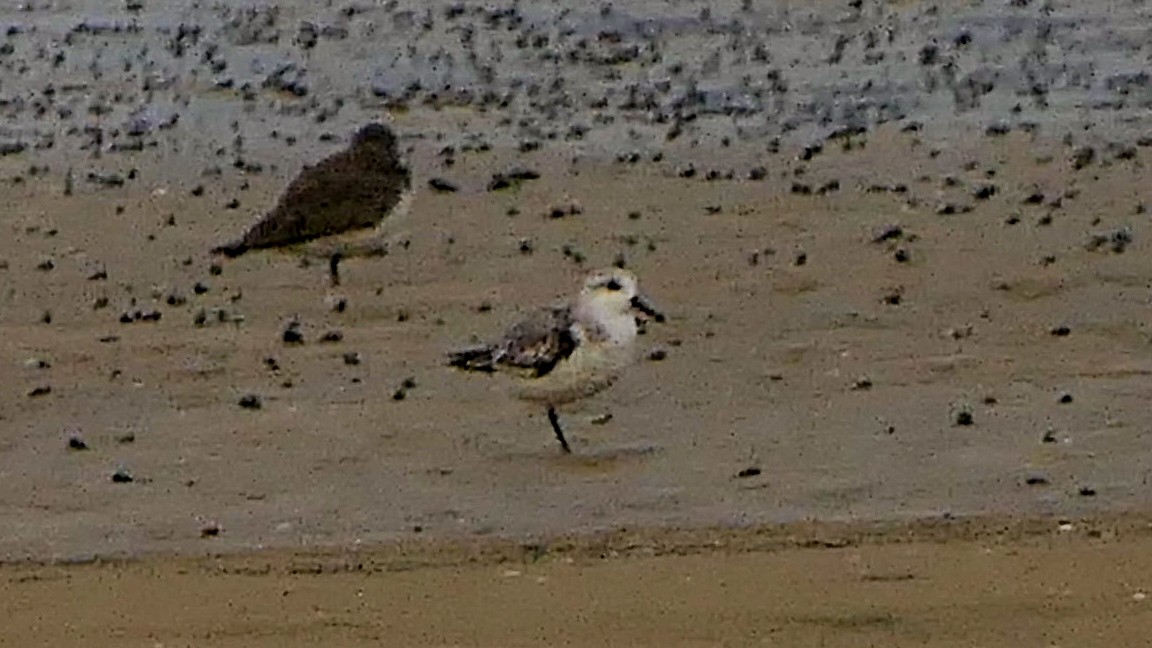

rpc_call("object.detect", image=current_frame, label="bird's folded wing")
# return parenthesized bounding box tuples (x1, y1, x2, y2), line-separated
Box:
(239, 158, 408, 249)
(495, 306, 578, 378)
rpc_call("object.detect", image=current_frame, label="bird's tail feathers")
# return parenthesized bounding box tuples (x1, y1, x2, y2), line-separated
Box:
(447, 346, 497, 373)
(210, 240, 249, 258)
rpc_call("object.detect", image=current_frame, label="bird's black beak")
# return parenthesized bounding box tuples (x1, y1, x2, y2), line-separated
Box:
(630, 294, 665, 323)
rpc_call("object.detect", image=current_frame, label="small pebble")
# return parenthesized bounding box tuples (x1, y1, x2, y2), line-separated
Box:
(872, 224, 904, 243)
(111, 469, 134, 483)
(318, 330, 344, 343)
(1070, 146, 1095, 170)
(282, 321, 304, 344)
(972, 184, 997, 200)
(428, 177, 459, 192)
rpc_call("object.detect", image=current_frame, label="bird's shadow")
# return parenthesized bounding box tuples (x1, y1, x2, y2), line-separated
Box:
(496, 443, 663, 473)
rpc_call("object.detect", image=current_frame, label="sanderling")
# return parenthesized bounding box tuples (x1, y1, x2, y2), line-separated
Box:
(449, 268, 664, 453)
(211, 122, 413, 285)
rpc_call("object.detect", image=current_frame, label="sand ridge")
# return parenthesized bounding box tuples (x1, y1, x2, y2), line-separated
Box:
(5, 513, 1152, 647)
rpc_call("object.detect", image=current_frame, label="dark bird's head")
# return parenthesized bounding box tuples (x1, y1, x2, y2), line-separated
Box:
(353, 122, 398, 149)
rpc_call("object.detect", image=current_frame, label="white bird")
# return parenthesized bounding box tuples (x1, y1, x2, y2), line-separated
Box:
(448, 268, 664, 453)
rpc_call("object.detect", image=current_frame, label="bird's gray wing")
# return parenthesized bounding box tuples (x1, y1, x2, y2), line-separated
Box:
(495, 305, 579, 378)
(448, 305, 577, 377)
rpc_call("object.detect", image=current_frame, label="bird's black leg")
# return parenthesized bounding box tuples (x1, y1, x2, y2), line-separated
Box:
(547, 407, 571, 454)
(328, 251, 343, 286)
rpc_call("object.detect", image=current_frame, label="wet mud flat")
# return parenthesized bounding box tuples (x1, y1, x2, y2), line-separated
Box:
(5, 123, 1152, 560)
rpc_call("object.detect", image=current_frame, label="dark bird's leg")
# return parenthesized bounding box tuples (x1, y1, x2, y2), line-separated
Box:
(547, 406, 571, 454)
(328, 251, 343, 287)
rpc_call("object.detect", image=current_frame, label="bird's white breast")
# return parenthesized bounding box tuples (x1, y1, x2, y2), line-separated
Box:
(513, 312, 639, 406)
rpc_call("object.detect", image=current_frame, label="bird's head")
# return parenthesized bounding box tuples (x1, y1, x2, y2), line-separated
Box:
(353, 122, 398, 148)
(580, 268, 664, 324)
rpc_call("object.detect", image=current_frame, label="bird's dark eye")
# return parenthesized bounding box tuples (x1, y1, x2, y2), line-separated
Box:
(605, 279, 622, 291)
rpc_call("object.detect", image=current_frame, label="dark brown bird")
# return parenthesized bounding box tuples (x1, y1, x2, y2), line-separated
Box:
(211, 123, 413, 280)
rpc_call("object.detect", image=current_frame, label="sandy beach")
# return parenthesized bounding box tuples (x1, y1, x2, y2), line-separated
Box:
(2, 0, 1152, 644)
